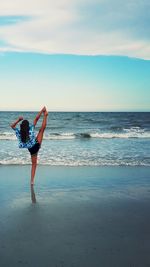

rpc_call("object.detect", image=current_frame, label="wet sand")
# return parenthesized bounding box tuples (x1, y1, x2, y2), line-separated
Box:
(0, 166, 150, 267)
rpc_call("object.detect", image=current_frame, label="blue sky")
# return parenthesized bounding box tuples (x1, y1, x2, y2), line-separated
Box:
(0, 0, 150, 111)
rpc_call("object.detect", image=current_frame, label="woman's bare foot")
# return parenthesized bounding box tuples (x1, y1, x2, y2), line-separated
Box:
(42, 106, 46, 113)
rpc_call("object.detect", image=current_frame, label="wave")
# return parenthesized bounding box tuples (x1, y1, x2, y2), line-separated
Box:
(0, 132, 17, 140)
(44, 132, 76, 140)
(44, 133, 91, 140)
(90, 130, 150, 139)
(1, 128, 150, 141)
(43, 128, 150, 140)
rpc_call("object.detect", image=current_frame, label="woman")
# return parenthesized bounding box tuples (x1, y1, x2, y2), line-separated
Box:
(11, 106, 48, 185)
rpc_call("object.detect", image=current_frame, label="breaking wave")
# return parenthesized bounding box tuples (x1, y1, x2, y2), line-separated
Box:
(0, 127, 150, 141)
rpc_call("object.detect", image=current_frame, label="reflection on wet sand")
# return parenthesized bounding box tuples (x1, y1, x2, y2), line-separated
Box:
(31, 185, 36, 204)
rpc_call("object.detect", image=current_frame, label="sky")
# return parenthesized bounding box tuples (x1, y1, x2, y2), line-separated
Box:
(0, 0, 150, 111)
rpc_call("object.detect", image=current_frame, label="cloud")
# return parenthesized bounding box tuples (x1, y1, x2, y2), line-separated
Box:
(0, 0, 149, 59)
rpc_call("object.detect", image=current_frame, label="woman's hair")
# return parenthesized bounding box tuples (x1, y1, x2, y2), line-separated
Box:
(20, 120, 30, 143)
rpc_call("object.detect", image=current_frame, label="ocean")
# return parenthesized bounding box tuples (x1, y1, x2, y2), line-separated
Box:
(0, 111, 150, 166)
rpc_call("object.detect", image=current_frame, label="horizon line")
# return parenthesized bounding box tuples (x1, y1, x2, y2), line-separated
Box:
(0, 110, 150, 113)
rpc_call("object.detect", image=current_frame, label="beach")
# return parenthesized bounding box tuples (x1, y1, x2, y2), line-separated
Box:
(0, 165, 150, 267)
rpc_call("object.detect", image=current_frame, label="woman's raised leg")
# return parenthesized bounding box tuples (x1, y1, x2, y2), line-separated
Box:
(36, 111, 48, 145)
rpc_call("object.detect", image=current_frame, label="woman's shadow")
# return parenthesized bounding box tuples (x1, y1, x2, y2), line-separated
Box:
(30, 185, 36, 204)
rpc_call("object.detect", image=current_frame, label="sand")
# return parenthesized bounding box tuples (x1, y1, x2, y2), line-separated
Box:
(0, 166, 150, 267)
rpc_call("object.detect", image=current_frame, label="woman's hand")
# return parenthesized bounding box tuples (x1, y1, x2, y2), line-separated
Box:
(19, 117, 23, 121)
(11, 117, 23, 129)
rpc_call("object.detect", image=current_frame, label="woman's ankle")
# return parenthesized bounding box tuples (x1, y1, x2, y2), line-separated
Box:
(44, 111, 48, 116)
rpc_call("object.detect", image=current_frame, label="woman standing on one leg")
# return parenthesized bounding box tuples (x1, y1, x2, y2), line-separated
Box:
(29, 107, 48, 185)
(11, 107, 48, 185)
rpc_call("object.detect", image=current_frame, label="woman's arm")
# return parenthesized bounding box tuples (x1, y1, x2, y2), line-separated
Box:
(10, 117, 23, 129)
(33, 106, 46, 126)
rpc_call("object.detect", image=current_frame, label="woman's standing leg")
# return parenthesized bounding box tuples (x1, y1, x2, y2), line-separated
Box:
(31, 154, 38, 185)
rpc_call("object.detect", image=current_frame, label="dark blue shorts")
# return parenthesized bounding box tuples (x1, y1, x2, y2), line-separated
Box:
(28, 141, 40, 156)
